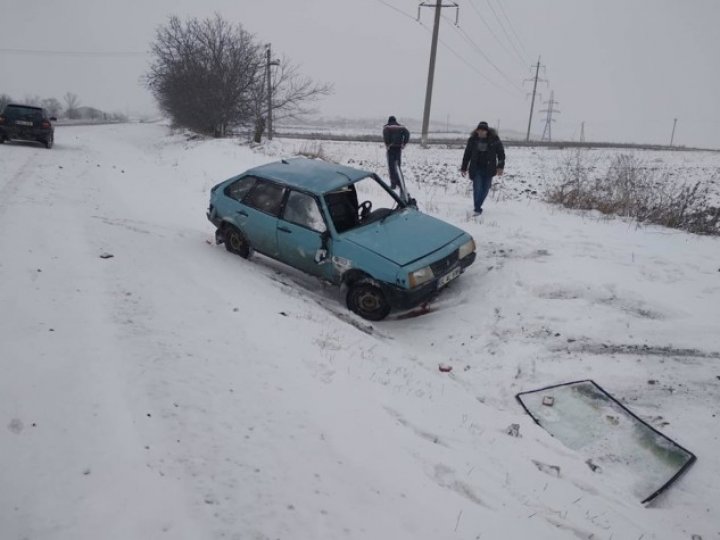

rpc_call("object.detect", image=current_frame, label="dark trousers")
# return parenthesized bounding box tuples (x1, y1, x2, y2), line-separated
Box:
(387, 147, 402, 189)
(471, 170, 493, 212)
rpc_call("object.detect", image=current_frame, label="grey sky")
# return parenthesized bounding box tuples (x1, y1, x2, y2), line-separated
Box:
(1, 0, 718, 147)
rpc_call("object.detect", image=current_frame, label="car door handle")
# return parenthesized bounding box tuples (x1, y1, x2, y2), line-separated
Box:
(236, 210, 248, 216)
(278, 226, 292, 233)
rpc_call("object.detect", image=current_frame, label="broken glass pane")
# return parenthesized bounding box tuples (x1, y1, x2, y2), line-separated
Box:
(516, 380, 696, 503)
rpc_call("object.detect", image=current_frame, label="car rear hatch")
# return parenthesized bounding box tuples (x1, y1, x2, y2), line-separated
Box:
(3, 106, 45, 132)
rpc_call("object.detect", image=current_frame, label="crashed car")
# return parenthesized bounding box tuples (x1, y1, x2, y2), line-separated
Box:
(207, 158, 476, 320)
(0, 104, 56, 148)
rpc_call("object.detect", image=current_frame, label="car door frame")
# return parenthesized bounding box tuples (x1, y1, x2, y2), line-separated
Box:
(276, 188, 334, 279)
(232, 176, 287, 259)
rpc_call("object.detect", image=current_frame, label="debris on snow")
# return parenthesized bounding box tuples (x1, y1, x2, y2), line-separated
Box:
(505, 423, 521, 437)
(99, 252, 114, 259)
(438, 363, 453, 373)
(532, 460, 561, 477)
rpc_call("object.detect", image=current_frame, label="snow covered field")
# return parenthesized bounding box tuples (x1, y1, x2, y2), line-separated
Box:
(1, 123, 719, 540)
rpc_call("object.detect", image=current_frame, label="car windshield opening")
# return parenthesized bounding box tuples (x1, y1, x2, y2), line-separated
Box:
(325, 176, 401, 233)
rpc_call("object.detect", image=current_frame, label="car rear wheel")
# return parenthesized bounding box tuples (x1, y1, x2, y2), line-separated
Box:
(223, 225, 251, 259)
(347, 282, 390, 321)
(44, 135, 53, 149)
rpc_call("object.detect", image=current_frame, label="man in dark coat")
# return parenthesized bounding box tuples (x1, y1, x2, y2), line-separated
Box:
(383, 116, 410, 190)
(460, 121, 505, 215)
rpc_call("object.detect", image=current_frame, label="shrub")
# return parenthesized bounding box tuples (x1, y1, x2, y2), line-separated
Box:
(547, 151, 720, 235)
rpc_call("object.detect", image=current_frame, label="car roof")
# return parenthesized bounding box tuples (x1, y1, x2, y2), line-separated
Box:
(6, 104, 43, 110)
(244, 158, 372, 194)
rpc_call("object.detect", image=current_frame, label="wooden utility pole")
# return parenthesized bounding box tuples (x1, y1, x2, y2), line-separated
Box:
(670, 118, 678, 146)
(265, 44, 280, 140)
(525, 56, 544, 142)
(418, 1, 458, 147)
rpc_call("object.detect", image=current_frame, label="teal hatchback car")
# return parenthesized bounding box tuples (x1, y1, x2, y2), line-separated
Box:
(207, 158, 476, 320)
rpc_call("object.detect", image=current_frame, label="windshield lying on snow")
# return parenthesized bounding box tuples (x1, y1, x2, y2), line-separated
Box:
(516, 380, 696, 504)
(324, 175, 401, 233)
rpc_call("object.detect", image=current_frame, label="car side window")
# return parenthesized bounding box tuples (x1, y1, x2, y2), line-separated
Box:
(283, 191, 326, 233)
(244, 179, 285, 216)
(225, 175, 257, 202)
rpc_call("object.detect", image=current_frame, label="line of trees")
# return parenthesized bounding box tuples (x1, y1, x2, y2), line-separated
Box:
(0, 91, 126, 122)
(0, 92, 80, 118)
(145, 14, 332, 141)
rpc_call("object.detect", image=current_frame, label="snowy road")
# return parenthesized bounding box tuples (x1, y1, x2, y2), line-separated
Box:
(1, 124, 719, 539)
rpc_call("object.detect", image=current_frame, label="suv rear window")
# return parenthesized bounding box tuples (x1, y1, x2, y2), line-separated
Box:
(3, 106, 43, 121)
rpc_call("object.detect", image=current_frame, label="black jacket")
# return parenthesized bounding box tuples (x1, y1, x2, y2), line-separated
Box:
(383, 122, 410, 148)
(461, 131, 505, 177)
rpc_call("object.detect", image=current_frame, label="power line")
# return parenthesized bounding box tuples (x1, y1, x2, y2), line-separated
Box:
(373, 0, 519, 96)
(484, 0, 527, 65)
(466, 0, 525, 68)
(448, 17, 524, 94)
(372, 0, 421, 22)
(492, 0, 530, 61)
(0, 47, 147, 57)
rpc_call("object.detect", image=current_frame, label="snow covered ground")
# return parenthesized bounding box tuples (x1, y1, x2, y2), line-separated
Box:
(1, 123, 719, 540)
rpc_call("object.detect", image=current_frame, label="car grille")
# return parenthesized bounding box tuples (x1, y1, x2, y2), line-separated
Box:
(430, 250, 459, 276)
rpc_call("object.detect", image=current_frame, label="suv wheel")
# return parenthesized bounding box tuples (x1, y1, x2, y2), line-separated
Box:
(44, 135, 53, 149)
(347, 282, 390, 321)
(223, 225, 251, 258)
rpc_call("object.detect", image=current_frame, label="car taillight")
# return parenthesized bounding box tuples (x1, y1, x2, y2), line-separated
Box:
(42, 121, 51, 128)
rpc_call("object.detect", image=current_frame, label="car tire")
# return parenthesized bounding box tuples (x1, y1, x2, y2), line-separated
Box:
(44, 135, 53, 149)
(347, 282, 391, 321)
(223, 225, 251, 259)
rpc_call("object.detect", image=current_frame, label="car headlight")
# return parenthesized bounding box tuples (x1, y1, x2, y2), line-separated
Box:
(408, 266, 434, 288)
(458, 238, 476, 260)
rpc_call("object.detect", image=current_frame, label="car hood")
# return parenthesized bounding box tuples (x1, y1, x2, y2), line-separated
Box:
(341, 209, 465, 266)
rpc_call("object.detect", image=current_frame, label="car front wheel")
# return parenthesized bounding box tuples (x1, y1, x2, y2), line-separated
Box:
(347, 282, 390, 321)
(223, 225, 251, 259)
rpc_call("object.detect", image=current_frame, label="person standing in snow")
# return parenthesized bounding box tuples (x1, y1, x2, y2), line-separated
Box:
(382, 116, 410, 190)
(460, 121, 505, 216)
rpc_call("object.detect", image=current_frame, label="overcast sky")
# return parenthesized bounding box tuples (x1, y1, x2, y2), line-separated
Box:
(1, 0, 719, 147)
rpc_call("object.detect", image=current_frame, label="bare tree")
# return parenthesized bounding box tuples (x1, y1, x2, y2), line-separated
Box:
(64, 92, 80, 119)
(24, 94, 42, 107)
(146, 15, 262, 137)
(251, 55, 333, 142)
(0, 94, 12, 111)
(146, 15, 332, 140)
(41, 98, 63, 118)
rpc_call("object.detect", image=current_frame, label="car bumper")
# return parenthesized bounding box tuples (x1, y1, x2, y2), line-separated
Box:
(382, 252, 476, 310)
(0, 126, 52, 141)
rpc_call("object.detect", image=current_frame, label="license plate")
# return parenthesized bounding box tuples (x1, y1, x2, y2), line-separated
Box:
(15, 120, 33, 126)
(437, 266, 462, 289)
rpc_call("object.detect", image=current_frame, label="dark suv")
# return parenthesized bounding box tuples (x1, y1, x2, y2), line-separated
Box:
(0, 104, 56, 148)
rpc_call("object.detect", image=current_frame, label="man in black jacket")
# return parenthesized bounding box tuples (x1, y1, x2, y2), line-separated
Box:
(460, 121, 505, 215)
(383, 116, 410, 190)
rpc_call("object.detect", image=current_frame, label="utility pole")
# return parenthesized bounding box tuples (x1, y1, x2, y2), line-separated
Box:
(580, 121, 585, 142)
(418, 1, 459, 147)
(539, 90, 560, 142)
(496, 118, 501, 135)
(265, 44, 280, 140)
(670, 118, 678, 146)
(524, 56, 545, 142)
